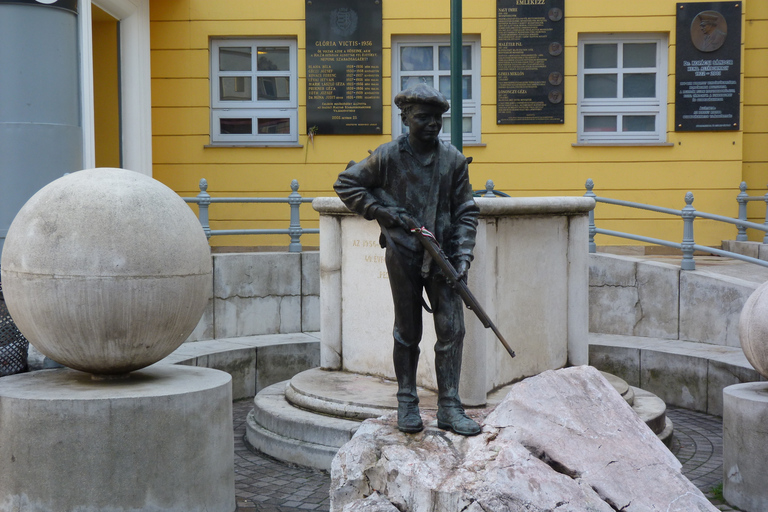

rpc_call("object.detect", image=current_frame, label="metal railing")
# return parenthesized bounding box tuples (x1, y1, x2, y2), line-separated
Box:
(474, 180, 510, 198)
(584, 178, 768, 271)
(183, 179, 318, 252)
(736, 181, 768, 243)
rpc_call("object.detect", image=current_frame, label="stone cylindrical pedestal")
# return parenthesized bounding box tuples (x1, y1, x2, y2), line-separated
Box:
(723, 382, 768, 512)
(0, 365, 235, 512)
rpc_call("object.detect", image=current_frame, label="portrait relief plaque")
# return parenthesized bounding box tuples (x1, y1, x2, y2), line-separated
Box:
(675, 2, 741, 131)
(497, 0, 565, 125)
(306, 0, 383, 135)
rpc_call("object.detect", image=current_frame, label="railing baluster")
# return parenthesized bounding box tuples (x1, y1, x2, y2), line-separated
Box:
(681, 192, 696, 271)
(763, 183, 768, 244)
(288, 179, 303, 253)
(737, 181, 748, 241)
(483, 180, 496, 198)
(197, 178, 212, 239)
(584, 179, 597, 253)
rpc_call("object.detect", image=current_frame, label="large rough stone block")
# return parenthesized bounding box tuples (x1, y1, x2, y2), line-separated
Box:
(331, 366, 715, 512)
(680, 271, 757, 347)
(589, 254, 679, 339)
(635, 261, 679, 339)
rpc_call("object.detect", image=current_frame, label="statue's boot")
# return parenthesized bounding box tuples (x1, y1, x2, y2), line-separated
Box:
(435, 339, 481, 436)
(393, 342, 423, 433)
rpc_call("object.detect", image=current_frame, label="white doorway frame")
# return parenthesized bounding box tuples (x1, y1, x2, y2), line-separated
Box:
(79, 0, 152, 175)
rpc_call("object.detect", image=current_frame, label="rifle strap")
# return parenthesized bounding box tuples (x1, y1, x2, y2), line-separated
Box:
(380, 225, 433, 314)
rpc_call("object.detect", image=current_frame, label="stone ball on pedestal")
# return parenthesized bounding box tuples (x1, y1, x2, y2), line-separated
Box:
(0, 168, 212, 376)
(739, 280, 768, 378)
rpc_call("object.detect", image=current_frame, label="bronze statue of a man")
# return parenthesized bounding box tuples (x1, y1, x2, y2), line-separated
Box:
(334, 83, 481, 436)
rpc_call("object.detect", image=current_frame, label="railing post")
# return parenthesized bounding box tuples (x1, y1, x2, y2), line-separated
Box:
(681, 191, 696, 271)
(197, 178, 211, 239)
(288, 179, 303, 253)
(763, 183, 768, 244)
(737, 181, 748, 241)
(483, 180, 497, 198)
(584, 178, 597, 253)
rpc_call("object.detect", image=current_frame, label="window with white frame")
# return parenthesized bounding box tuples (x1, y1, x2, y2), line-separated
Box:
(392, 36, 481, 144)
(210, 38, 298, 144)
(577, 34, 668, 144)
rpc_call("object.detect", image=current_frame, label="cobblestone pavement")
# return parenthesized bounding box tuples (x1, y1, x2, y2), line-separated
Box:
(234, 400, 736, 511)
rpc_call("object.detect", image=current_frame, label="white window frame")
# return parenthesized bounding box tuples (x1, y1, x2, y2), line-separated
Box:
(210, 38, 298, 145)
(392, 36, 482, 145)
(577, 33, 668, 144)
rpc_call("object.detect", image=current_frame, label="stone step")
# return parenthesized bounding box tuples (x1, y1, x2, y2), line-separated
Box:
(246, 382, 359, 470)
(245, 368, 671, 471)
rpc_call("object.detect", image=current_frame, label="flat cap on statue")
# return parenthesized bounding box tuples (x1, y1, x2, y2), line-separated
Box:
(394, 83, 450, 113)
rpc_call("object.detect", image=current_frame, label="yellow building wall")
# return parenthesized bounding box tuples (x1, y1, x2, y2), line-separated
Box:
(92, 6, 121, 169)
(149, 0, 760, 250)
(742, 0, 768, 238)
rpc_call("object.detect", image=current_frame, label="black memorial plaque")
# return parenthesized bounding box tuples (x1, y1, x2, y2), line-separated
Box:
(306, 0, 382, 135)
(675, 2, 741, 131)
(497, 0, 564, 124)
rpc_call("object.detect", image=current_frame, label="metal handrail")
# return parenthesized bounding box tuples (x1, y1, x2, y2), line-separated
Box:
(474, 180, 510, 198)
(735, 181, 768, 242)
(182, 177, 507, 251)
(183, 179, 318, 253)
(585, 178, 768, 271)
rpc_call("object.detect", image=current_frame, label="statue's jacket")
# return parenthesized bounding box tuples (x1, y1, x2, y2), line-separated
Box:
(334, 135, 479, 271)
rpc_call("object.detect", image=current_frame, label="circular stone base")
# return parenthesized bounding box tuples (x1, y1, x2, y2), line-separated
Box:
(0, 366, 235, 512)
(723, 382, 768, 512)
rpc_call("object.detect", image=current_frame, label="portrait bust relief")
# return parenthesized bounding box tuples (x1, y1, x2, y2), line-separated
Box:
(691, 10, 727, 52)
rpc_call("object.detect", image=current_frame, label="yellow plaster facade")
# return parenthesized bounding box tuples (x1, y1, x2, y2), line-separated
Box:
(148, 0, 768, 250)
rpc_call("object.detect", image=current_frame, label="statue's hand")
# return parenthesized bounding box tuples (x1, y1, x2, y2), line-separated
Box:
(455, 259, 470, 283)
(373, 206, 410, 229)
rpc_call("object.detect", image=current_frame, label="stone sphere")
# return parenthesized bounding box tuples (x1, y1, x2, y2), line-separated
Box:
(0, 168, 212, 376)
(739, 280, 768, 379)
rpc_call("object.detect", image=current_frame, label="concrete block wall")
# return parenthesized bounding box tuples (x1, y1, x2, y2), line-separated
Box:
(159, 333, 321, 400)
(589, 253, 758, 346)
(590, 334, 766, 416)
(187, 251, 320, 342)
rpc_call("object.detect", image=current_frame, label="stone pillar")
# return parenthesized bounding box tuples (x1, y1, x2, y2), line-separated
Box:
(723, 383, 768, 512)
(0, 366, 236, 512)
(314, 196, 594, 404)
(0, 0, 82, 257)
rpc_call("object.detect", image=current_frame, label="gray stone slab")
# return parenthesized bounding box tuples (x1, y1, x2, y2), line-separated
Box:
(679, 271, 758, 347)
(302, 294, 320, 332)
(256, 342, 320, 392)
(589, 285, 640, 335)
(589, 344, 641, 387)
(707, 360, 764, 416)
(203, 347, 258, 399)
(214, 295, 302, 338)
(640, 349, 709, 411)
(589, 253, 638, 287)
(213, 252, 301, 299)
(301, 251, 320, 296)
(635, 261, 679, 339)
